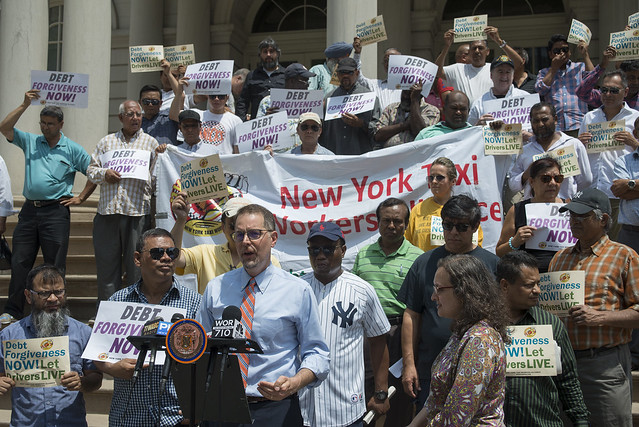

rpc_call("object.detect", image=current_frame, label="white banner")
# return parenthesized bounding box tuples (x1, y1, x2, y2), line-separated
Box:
(525, 203, 575, 251)
(387, 55, 438, 97)
(155, 127, 509, 276)
(82, 301, 187, 363)
(236, 111, 293, 152)
(30, 71, 89, 108)
(100, 149, 152, 181)
(325, 92, 377, 121)
(184, 60, 233, 95)
(270, 89, 324, 118)
(482, 93, 540, 131)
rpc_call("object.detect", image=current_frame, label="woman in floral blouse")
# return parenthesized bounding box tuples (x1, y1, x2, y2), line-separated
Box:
(408, 255, 510, 426)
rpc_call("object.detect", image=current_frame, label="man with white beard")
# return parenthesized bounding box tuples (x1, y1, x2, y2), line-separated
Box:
(0, 264, 103, 426)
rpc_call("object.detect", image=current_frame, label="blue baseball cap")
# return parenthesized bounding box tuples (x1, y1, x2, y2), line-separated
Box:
(307, 222, 345, 242)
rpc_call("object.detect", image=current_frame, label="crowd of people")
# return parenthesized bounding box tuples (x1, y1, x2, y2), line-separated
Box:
(0, 23, 638, 427)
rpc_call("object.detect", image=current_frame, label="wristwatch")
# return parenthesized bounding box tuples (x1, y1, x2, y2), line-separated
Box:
(499, 40, 507, 49)
(374, 390, 388, 401)
(629, 179, 636, 190)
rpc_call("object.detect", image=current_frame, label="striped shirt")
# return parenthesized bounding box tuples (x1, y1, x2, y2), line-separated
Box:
(548, 235, 639, 350)
(107, 278, 201, 427)
(300, 271, 390, 427)
(351, 238, 423, 316)
(87, 129, 158, 216)
(505, 306, 589, 427)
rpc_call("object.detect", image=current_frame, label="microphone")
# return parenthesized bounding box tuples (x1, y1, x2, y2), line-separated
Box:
(206, 306, 243, 392)
(132, 318, 160, 385)
(143, 317, 165, 376)
(159, 313, 185, 397)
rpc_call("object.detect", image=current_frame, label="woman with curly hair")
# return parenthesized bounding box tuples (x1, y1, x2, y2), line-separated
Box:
(408, 255, 509, 427)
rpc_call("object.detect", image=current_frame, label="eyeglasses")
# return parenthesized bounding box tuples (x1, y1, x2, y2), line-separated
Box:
(441, 222, 472, 232)
(300, 124, 320, 132)
(600, 86, 621, 94)
(123, 112, 142, 118)
(208, 94, 227, 100)
(538, 174, 564, 184)
(552, 47, 570, 55)
(29, 289, 66, 299)
(569, 213, 594, 223)
(143, 247, 180, 260)
(428, 174, 447, 182)
(141, 99, 161, 106)
(337, 70, 355, 75)
(232, 229, 271, 242)
(307, 245, 338, 257)
(433, 285, 454, 294)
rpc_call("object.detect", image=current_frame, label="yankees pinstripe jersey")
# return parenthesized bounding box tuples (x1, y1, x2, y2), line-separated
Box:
(299, 271, 390, 427)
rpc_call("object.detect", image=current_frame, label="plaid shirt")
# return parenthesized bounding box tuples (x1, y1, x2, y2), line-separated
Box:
(107, 278, 202, 427)
(576, 64, 639, 110)
(549, 235, 639, 350)
(87, 129, 158, 216)
(536, 60, 590, 132)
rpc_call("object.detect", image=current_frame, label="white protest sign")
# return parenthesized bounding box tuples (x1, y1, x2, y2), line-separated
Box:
(532, 145, 581, 178)
(325, 92, 377, 121)
(236, 111, 293, 153)
(387, 55, 438, 96)
(183, 60, 233, 96)
(270, 89, 324, 118)
(355, 15, 388, 46)
(430, 216, 479, 247)
(505, 325, 557, 376)
(3, 336, 70, 387)
(610, 29, 639, 61)
(524, 203, 576, 251)
(30, 71, 89, 108)
(180, 154, 227, 203)
(164, 44, 196, 69)
(482, 93, 540, 131)
(585, 119, 626, 153)
(567, 19, 592, 45)
(453, 15, 488, 43)
(629, 12, 639, 29)
(483, 123, 522, 156)
(538, 270, 585, 316)
(129, 45, 164, 73)
(82, 301, 187, 363)
(101, 149, 152, 181)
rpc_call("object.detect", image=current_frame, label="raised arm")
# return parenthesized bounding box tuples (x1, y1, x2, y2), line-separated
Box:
(0, 90, 41, 141)
(435, 29, 455, 81)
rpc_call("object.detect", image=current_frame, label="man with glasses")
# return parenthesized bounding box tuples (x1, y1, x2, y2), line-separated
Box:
(397, 195, 498, 409)
(0, 264, 103, 425)
(0, 89, 96, 324)
(299, 222, 390, 427)
(94, 228, 201, 427)
(536, 34, 594, 135)
(548, 188, 639, 427)
(87, 100, 159, 304)
(197, 204, 329, 426)
(319, 57, 381, 155)
(139, 61, 179, 146)
(509, 102, 592, 200)
(289, 113, 333, 155)
(577, 70, 639, 239)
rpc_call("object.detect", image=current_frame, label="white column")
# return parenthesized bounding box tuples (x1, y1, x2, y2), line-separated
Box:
(177, 0, 211, 61)
(0, 0, 48, 195)
(327, 0, 378, 79)
(378, 0, 411, 77)
(127, 0, 164, 100)
(62, 0, 111, 183)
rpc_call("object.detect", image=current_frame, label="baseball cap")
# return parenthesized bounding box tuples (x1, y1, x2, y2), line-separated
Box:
(222, 197, 252, 218)
(307, 222, 345, 243)
(298, 112, 322, 126)
(559, 188, 611, 215)
(324, 42, 353, 59)
(336, 58, 358, 73)
(178, 110, 201, 123)
(491, 55, 514, 71)
(284, 63, 316, 79)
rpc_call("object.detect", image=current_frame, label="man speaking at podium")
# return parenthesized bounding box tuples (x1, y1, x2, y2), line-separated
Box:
(197, 204, 330, 427)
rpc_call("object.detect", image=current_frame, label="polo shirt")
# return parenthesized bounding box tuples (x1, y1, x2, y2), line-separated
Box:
(10, 128, 90, 200)
(414, 121, 471, 140)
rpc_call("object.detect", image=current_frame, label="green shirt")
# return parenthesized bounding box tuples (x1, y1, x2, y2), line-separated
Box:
(415, 121, 471, 140)
(351, 238, 423, 316)
(505, 306, 589, 427)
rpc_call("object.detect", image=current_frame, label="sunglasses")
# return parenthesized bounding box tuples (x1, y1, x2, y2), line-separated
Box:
(552, 47, 570, 55)
(141, 99, 161, 106)
(232, 229, 271, 242)
(307, 245, 338, 257)
(441, 222, 472, 232)
(338, 70, 355, 75)
(208, 94, 227, 100)
(538, 174, 564, 184)
(600, 86, 621, 94)
(29, 289, 66, 300)
(143, 247, 180, 260)
(428, 174, 447, 182)
(300, 124, 320, 132)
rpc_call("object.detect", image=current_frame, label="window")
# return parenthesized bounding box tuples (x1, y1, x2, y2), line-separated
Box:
(48, 4, 64, 71)
(442, 0, 563, 20)
(252, 0, 326, 33)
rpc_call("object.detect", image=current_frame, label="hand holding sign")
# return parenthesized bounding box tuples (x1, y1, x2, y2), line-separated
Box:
(569, 304, 605, 327)
(105, 169, 122, 183)
(60, 371, 83, 391)
(0, 376, 15, 395)
(342, 112, 364, 128)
